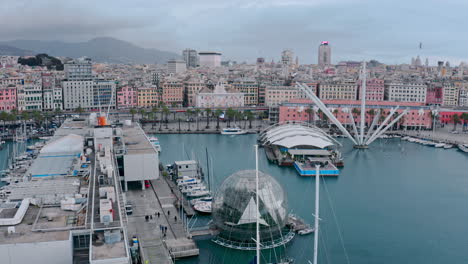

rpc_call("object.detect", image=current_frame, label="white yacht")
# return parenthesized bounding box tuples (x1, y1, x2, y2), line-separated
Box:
(435, 143, 445, 148)
(193, 201, 212, 214)
(457, 144, 468, 153)
(221, 127, 247, 135)
(148, 136, 161, 152)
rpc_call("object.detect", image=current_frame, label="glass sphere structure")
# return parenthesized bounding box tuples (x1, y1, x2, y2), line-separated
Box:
(212, 170, 291, 248)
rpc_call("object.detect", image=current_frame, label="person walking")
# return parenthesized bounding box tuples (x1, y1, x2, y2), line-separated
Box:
(174, 216, 177, 222)
(167, 210, 170, 216)
(157, 212, 160, 218)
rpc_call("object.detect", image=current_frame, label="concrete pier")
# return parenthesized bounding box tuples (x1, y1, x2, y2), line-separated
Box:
(126, 176, 199, 263)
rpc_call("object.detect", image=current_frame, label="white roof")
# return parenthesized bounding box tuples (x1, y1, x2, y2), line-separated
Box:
(262, 124, 335, 149)
(272, 135, 334, 149)
(40, 134, 84, 154)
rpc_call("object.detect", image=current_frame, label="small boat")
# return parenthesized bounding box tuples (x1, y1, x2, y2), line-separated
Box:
(193, 201, 212, 214)
(298, 228, 315, 235)
(221, 127, 247, 135)
(148, 136, 161, 152)
(190, 196, 213, 206)
(435, 143, 445, 148)
(181, 184, 206, 193)
(186, 190, 210, 197)
(177, 177, 201, 186)
(457, 144, 468, 153)
(444, 144, 454, 149)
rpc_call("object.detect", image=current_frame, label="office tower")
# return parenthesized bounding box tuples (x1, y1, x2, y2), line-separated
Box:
(182, 49, 198, 68)
(318, 41, 331, 66)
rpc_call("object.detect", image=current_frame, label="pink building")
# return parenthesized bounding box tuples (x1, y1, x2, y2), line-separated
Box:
(358, 78, 384, 101)
(117, 86, 138, 109)
(0, 86, 17, 111)
(278, 99, 432, 129)
(426, 84, 443, 105)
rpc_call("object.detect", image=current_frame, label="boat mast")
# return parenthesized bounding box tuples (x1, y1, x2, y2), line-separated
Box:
(255, 144, 260, 264)
(205, 147, 210, 192)
(313, 163, 321, 264)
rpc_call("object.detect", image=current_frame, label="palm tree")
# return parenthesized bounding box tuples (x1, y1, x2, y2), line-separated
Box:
(205, 108, 212, 129)
(0, 111, 9, 138)
(226, 108, 234, 128)
(305, 108, 313, 125)
(172, 103, 178, 120)
(461, 113, 468, 132)
(186, 109, 193, 131)
(151, 106, 159, 129)
(245, 111, 254, 129)
(163, 106, 170, 129)
(452, 114, 460, 131)
(195, 109, 201, 131)
(54, 108, 63, 126)
(214, 109, 223, 130)
(129, 108, 137, 122)
(139, 108, 146, 122)
(76, 106, 84, 117)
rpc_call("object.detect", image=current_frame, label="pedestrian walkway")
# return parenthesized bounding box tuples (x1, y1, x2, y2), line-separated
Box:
(126, 176, 199, 263)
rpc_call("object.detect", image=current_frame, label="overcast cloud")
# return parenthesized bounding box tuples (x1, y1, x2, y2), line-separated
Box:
(1, 0, 467, 64)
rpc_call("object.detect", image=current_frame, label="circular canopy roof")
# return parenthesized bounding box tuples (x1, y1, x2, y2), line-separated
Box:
(261, 124, 335, 149)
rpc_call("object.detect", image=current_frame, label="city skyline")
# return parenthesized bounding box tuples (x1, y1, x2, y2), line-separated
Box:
(2, 0, 468, 64)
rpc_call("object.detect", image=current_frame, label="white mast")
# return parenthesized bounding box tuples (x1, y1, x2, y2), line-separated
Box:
(255, 144, 260, 264)
(313, 164, 321, 264)
(359, 61, 367, 145)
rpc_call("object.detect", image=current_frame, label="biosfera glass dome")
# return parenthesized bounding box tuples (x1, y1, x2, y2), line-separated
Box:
(212, 170, 290, 247)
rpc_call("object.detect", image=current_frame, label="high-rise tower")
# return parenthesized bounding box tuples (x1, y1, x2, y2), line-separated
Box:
(318, 41, 331, 66)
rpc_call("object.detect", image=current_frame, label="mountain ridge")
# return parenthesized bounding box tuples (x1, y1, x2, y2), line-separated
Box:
(0, 37, 179, 64)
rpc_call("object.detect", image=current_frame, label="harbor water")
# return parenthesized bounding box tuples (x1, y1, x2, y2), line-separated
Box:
(155, 134, 468, 264)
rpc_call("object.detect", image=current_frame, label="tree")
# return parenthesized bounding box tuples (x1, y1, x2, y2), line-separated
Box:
(151, 106, 159, 129)
(129, 108, 137, 122)
(226, 108, 234, 128)
(172, 103, 178, 120)
(461, 113, 468, 132)
(195, 108, 201, 131)
(452, 114, 460, 131)
(205, 108, 212, 129)
(186, 109, 193, 131)
(139, 108, 146, 122)
(245, 111, 254, 129)
(214, 109, 223, 130)
(305, 108, 313, 125)
(163, 106, 170, 129)
(76, 106, 84, 116)
(0, 111, 9, 137)
(54, 108, 63, 126)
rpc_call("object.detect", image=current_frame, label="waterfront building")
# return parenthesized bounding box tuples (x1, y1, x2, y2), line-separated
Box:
(426, 83, 443, 106)
(64, 57, 93, 80)
(442, 83, 459, 106)
(161, 77, 184, 107)
(318, 41, 331, 66)
(42, 87, 63, 111)
(278, 99, 431, 129)
(0, 77, 23, 86)
(182, 49, 198, 68)
(93, 79, 116, 110)
(319, 80, 357, 100)
(167, 59, 187, 75)
(22, 82, 43, 110)
(439, 110, 468, 124)
(358, 78, 385, 101)
(117, 86, 138, 109)
(232, 77, 259, 106)
(196, 82, 244, 108)
(198, 52, 222, 68)
(281, 50, 294, 66)
(0, 85, 17, 111)
(264, 85, 307, 107)
(62, 79, 94, 110)
(137, 86, 160, 108)
(384, 81, 427, 103)
(459, 87, 468, 107)
(184, 75, 206, 107)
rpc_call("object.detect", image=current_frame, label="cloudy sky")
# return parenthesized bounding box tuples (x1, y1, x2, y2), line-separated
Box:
(1, 0, 467, 64)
